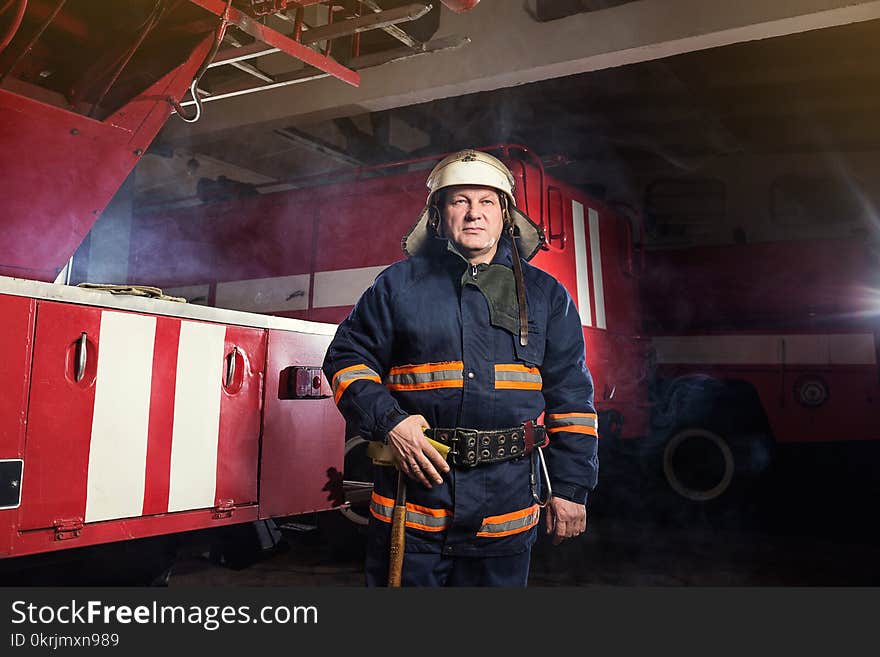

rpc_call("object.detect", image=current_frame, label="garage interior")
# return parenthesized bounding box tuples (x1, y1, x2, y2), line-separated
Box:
(149, 0, 880, 586)
(3, 0, 879, 585)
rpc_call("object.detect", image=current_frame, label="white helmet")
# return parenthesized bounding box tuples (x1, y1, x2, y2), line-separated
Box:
(401, 149, 545, 260)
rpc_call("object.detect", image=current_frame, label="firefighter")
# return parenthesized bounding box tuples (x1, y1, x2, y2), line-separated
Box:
(323, 149, 598, 586)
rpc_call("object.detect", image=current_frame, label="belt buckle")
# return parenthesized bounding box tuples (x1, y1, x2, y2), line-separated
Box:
(453, 428, 479, 467)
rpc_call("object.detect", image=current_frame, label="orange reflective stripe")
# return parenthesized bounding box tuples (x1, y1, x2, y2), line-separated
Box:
(371, 492, 395, 508)
(407, 502, 452, 518)
(388, 361, 464, 375)
(369, 492, 451, 532)
(496, 381, 542, 390)
(494, 364, 540, 374)
(547, 425, 598, 436)
(481, 504, 539, 525)
(547, 412, 599, 436)
(386, 361, 464, 392)
(476, 504, 540, 538)
(332, 363, 381, 403)
(387, 380, 464, 391)
(334, 376, 381, 403)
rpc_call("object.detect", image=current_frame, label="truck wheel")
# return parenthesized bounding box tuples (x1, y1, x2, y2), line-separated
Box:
(662, 427, 735, 503)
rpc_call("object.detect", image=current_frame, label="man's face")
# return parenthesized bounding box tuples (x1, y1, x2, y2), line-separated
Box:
(439, 185, 505, 264)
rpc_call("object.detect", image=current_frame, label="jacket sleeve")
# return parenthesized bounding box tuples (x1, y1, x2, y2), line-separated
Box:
(539, 283, 598, 505)
(322, 271, 410, 442)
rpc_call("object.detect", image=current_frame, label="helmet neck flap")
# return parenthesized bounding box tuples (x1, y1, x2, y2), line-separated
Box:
(401, 149, 543, 347)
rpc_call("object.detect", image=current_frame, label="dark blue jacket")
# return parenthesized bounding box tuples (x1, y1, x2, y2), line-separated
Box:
(323, 236, 597, 556)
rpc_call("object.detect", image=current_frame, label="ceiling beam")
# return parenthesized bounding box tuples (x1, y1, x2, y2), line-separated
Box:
(274, 127, 364, 166)
(162, 0, 880, 145)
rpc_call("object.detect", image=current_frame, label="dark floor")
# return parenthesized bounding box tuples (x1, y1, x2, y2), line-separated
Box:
(166, 442, 880, 587)
(165, 515, 879, 587)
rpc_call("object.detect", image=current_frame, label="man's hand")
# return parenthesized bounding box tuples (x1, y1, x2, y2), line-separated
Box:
(544, 496, 586, 545)
(386, 414, 450, 488)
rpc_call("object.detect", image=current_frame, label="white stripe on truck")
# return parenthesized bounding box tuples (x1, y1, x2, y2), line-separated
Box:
(588, 207, 607, 330)
(215, 274, 310, 313)
(572, 200, 592, 327)
(167, 321, 225, 512)
(85, 311, 156, 523)
(313, 265, 388, 309)
(652, 334, 877, 365)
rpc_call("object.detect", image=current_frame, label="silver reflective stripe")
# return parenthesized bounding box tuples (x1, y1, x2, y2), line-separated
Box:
(386, 367, 463, 386)
(495, 369, 543, 385)
(332, 365, 381, 396)
(405, 509, 450, 530)
(477, 506, 539, 537)
(548, 415, 598, 430)
(370, 498, 450, 531)
(370, 497, 394, 520)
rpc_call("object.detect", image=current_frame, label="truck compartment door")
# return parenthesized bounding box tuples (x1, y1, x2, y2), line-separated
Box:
(18, 302, 265, 532)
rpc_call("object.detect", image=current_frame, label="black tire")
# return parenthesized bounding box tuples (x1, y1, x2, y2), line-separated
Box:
(642, 425, 773, 527)
(662, 427, 736, 503)
(644, 376, 776, 525)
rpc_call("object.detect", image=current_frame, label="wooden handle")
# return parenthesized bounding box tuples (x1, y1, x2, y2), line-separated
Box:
(387, 505, 406, 587)
(387, 471, 407, 587)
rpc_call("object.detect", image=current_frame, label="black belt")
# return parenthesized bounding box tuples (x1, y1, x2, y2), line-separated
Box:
(425, 421, 547, 468)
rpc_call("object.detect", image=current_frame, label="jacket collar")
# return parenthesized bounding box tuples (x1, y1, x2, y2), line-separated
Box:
(428, 233, 515, 268)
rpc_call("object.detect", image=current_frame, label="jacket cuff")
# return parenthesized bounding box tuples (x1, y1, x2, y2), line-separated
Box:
(375, 406, 410, 443)
(550, 482, 589, 505)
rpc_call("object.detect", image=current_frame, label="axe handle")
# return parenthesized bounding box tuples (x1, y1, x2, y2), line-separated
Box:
(387, 469, 407, 587)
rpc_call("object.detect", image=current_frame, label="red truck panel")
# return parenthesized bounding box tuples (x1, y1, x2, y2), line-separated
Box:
(7, 296, 271, 556)
(646, 238, 879, 445)
(216, 325, 266, 508)
(0, 295, 35, 555)
(529, 182, 649, 438)
(0, 295, 34, 457)
(19, 302, 101, 531)
(313, 190, 421, 272)
(0, 34, 213, 282)
(641, 238, 878, 332)
(658, 358, 880, 445)
(259, 329, 345, 519)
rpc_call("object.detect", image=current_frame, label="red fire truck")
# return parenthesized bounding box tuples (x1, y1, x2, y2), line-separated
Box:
(124, 143, 880, 530)
(640, 238, 880, 505)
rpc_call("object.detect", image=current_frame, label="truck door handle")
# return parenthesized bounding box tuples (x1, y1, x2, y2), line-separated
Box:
(75, 332, 88, 382)
(225, 346, 238, 387)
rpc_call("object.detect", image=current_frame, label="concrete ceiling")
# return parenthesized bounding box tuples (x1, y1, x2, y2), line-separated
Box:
(135, 0, 880, 215)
